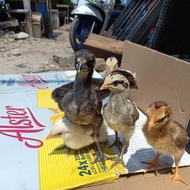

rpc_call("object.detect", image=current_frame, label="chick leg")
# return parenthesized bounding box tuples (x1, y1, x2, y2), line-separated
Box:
(109, 131, 122, 152)
(92, 142, 118, 163)
(91, 118, 107, 171)
(110, 142, 129, 169)
(109, 130, 135, 169)
(91, 136, 108, 171)
(166, 162, 188, 186)
(141, 152, 161, 175)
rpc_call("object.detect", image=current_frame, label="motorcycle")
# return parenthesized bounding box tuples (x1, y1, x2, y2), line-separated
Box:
(0, 0, 9, 22)
(69, 0, 118, 51)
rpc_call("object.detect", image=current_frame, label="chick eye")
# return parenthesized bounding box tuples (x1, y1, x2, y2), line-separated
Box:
(157, 115, 167, 123)
(57, 132, 62, 136)
(87, 60, 94, 67)
(112, 81, 119, 86)
(112, 80, 125, 87)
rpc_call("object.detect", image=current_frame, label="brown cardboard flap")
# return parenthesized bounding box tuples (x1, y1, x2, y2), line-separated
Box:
(121, 40, 190, 128)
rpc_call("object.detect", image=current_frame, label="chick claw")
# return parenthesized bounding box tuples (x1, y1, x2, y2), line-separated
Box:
(109, 155, 126, 169)
(91, 152, 108, 172)
(166, 174, 189, 186)
(92, 153, 118, 172)
(141, 153, 161, 176)
(165, 165, 189, 186)
(91, 137, 109, 172)
(141, 160, 160, 176)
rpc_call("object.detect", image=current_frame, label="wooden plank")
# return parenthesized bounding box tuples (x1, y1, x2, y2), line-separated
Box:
(8, 9, 29, 13)
(56, 4, 70, 24)
(83, 34, 124, 66)
(47, 0, 52, 36)
(34, 0, 39, 12)
(23, 0, 33, 36)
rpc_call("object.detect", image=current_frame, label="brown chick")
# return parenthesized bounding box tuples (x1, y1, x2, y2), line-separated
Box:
(142, 101, 189, 186)
(58, 49, 108, 170)
(101, 69, 139, 168)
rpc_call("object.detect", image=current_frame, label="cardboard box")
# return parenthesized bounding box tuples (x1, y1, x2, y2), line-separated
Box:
(121, 40, 190, 129)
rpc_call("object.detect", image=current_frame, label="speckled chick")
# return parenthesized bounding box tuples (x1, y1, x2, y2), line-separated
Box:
(101, 69, 139, 168)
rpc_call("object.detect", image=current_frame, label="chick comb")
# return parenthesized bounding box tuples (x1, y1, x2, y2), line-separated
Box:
(153, 101, 168, 109)
(111, 69, 138, 89)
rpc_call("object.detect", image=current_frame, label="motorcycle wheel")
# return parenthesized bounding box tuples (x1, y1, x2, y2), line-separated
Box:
(69, 17, 100, 51)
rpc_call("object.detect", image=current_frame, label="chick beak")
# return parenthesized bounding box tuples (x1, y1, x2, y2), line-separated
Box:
(108, 66, 114, 73)
(46, 132, 54, 140)
(76, 62, 82, 73)
(147, 124, 154, 131)
(100, 83, 110, 90)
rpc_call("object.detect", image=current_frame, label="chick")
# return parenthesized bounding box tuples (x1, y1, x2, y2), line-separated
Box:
(142, 101, 189, 186)
(51, 65, 110, 109)
(58, 49, 108, 169)
(94, 57, 119, 78)
(105, 56, 119, 73)
(100, 69, 139, 168)
(47, 117, 108, 150)
(52, 79, 110, 110)
(51, 82, 74, 105)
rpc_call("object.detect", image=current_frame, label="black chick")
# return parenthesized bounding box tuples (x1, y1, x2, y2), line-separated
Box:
(52, 69, 110, 111)
(52, 82, 74, 105)
(58, 49, 107, 169)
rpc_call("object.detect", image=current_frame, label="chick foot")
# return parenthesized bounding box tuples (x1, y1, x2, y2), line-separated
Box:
(110, 142, 128, 169)
(91, 137, 108, 172)
(92, 153, 118, 166)
(109, 131, 122, 152)
(166, 164, 188, 186)
(141, 153, 161, 175)
(91, 153, 108, 172)
(110, 155, 125, 169)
